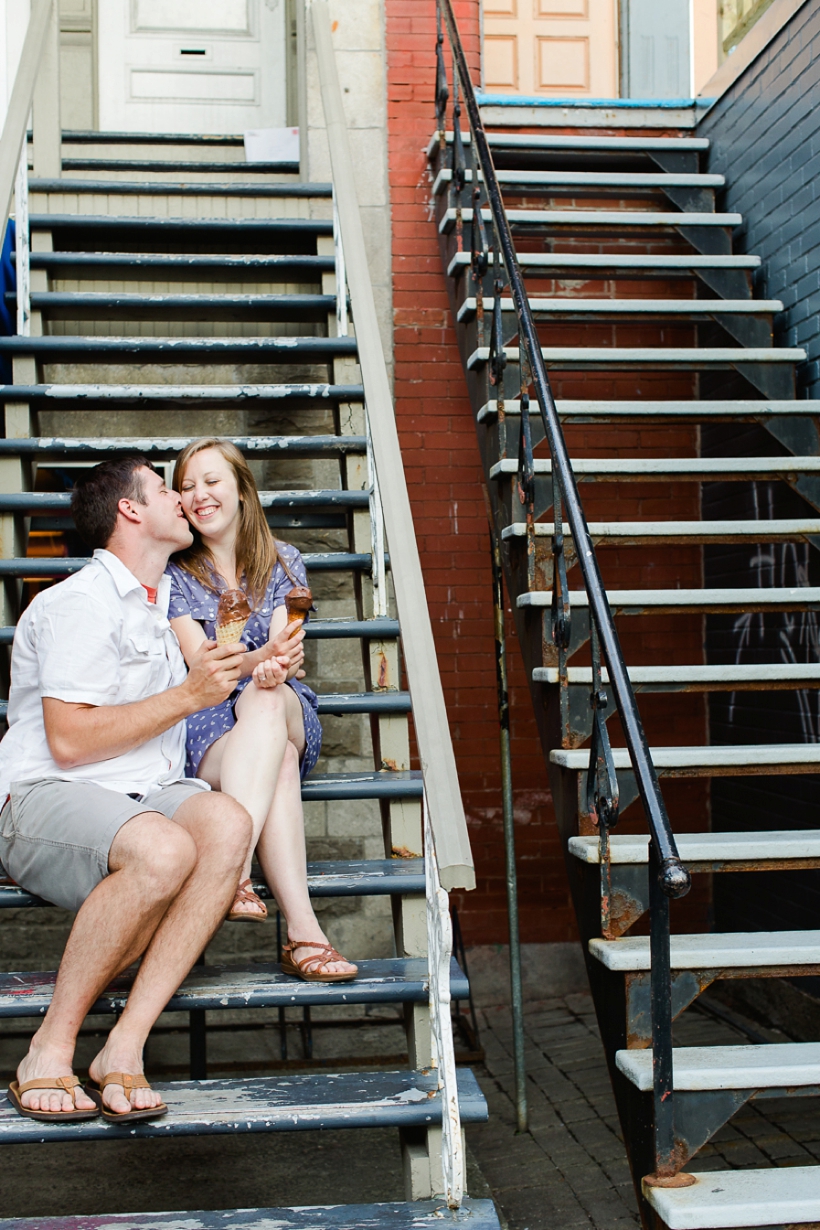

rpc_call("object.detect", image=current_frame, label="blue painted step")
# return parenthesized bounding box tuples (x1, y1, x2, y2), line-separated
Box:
(0, 1067, 488, 1142)
(0, 336, 357, 360)
(0, 1198, 501, 1230)
(0, 956, 464, 1018)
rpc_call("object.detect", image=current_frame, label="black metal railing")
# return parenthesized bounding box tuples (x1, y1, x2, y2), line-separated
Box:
(436, 0, 692, 1181)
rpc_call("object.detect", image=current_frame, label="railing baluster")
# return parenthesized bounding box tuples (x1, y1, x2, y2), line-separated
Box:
(14, 144, 29, 339)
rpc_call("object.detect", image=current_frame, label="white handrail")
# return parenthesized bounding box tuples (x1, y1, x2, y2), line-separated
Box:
(0, 0, 55, 240)
(311, 0, 475, 891)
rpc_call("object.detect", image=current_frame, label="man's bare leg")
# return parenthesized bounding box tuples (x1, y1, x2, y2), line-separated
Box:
(88, 791, 251, 1114)
(16, 811, 200, 1115)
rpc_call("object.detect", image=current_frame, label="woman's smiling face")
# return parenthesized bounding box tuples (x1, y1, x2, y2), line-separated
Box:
(178, 447, 241, 541)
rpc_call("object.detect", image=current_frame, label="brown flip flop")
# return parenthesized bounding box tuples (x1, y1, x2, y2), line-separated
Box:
(85, 1072, 168, 1122)
(281, 939, 358, 983)
(7, 1075, 100, 1122)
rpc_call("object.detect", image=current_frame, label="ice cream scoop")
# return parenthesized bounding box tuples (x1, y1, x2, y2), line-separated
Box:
(285, 585, 313, 635)
(215, 588, 252, 645)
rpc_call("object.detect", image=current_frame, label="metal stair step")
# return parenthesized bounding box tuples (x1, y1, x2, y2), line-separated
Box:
(589, 929, 820, 972)
(0, 1066, 488, 1143)
(569, 831, 820, 865)
(0, 693, 409, 723)
(478, 398, 820, 422)
(448, 251, 760, 276)
(0, 554, 376, 579)
(17, 292, 338, 321)
(519, 588, 820, 614)
(0, 1199, 501, 1230)
(59, 130, 247, 146)
(533, 664, 820, 691)
(469, 346, 805, 371)
(617, 1042, 820, 1091)
(433, 167, 724, 194)
(503, 520, 820, 545)
(643, 1165, 820, 1230)
(26, 253, 334, 274)
(435, 130, 710, 153)
(61, 159, 299, 175)
(493, 457, 817, 481)
(440, 207, 741, 234)
(30, 214, 333, 236)
(0, 336, 357, 361)
(30, 177, 332, 198)
(460, 297, 780, 322)
(1, 852, 424, 908)
(0, 490, 372, 515)
(0, 619, 400, 647)
(550, 743, 820, 775)
(0, 387, 365, 409)
(0, 955, 453, 1017)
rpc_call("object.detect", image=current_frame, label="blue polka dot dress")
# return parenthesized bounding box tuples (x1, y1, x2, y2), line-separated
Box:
(165, 542, 323, 781)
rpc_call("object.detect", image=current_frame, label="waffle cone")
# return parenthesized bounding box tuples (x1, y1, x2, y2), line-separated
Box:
(215, 618, 248, 645)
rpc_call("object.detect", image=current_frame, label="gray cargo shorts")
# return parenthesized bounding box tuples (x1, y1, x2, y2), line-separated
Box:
(0, 777, 208, 912)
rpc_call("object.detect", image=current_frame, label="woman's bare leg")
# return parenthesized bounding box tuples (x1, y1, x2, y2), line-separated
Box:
(255, 738, 355, 976)
(197, 682, 305, 917)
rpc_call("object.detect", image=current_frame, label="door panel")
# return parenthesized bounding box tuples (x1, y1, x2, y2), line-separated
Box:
(98, 0, 286, 134)
(482, 0, 617, 98)
(624, 0, 690, 97)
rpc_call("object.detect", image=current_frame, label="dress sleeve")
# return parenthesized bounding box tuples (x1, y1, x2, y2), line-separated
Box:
(166, 565, 192, 620)
(271, 543, 309, 610)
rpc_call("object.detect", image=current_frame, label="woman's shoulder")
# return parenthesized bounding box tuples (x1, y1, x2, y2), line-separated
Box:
(165, 561, 219, 620)
(268, 541, 307, 596)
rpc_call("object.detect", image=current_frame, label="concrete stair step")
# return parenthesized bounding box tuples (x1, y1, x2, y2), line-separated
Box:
(533, 663, 820, 691)
(448, 251, 759, 276)
(478, 398, 820, 421)
(19, 292, 337, 322)
(0, 955, 452, 1016)
(435, 130, 710, 153)
(492, 457, 817, 481)
(433, 167, 724, 194)
(502, 519, 820, 545)
(589, 928, 820, 972)
(569, 831, 820, 866)
(440, 207, 741, 233)
(0, 387, 364, 410)
(617, 1042, 820, 1091)
(460, 297, 780, 321)
(643, 1165, 820, 1230)
(2, 850, 424, 908)
(0, 1067, 488, 1144)
(469, 346, 805, 371)
(550, 743, 820, 776)
(0, 1200, 501, 1230)
(519, 587, 820, 613)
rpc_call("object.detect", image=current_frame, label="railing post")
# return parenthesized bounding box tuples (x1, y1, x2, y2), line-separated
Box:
(32, 0, 60, 179)
(14, 147, 30, 338)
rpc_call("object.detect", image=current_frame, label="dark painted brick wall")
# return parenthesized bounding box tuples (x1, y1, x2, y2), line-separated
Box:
(699, 0, 820, 394)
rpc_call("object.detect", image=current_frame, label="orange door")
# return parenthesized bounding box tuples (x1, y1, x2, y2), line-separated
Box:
(482, 0, 618, 99)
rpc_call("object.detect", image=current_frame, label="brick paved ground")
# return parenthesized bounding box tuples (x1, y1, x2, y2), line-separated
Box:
(467, 989, 820, 1230)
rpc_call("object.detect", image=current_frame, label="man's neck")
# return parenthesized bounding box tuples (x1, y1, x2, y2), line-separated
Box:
(103, 540, 168, 590)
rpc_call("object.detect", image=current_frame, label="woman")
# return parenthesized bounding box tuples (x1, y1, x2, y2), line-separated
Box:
(166, 438, 357, 983)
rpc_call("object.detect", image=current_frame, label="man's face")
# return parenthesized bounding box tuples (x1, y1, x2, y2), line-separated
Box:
(131, 467, 194, 551)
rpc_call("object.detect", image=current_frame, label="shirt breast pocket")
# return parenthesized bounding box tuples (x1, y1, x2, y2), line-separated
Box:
(122, 633, 169, 703)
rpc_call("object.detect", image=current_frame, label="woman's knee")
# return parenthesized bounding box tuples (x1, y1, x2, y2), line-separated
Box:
(235, 680, 288, 725)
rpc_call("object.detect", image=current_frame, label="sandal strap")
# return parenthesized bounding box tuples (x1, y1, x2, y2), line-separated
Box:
(99, 1072, 151, 1094)
(18, 1075, 80, 1097)
(233, 879, 265, 907)
(283, 940, 348, 973)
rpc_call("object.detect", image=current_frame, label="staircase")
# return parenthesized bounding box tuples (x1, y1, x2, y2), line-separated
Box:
(434, 3, 820, 1229)
(0, 2, 496, 1228)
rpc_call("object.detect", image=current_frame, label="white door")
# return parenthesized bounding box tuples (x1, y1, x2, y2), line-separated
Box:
(98, 0, 287, 134)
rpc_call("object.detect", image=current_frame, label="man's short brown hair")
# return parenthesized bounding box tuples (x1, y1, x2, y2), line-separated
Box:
(71, 455, 156, 550)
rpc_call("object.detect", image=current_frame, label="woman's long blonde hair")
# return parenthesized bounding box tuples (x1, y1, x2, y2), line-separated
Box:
(172, 438, 285, 608)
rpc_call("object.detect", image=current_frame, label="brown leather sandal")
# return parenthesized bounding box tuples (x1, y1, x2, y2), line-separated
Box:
(281, 939, 358, 983)
(7, 1075, 99, 1123)
(85, 1072, 168, 1122)
(227, 878, 268, 922)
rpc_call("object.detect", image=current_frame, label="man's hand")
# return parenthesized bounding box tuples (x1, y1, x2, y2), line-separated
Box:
(183, 641, 246, 709)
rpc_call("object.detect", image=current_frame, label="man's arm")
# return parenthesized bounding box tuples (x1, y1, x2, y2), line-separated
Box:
(43, 641, 246, 769)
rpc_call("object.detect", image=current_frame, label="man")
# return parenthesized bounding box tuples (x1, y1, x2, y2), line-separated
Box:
(0, 456, 252, 1122)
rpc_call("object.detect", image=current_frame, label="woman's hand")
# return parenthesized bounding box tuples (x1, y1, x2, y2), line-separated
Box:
(252, 654, 290, 689)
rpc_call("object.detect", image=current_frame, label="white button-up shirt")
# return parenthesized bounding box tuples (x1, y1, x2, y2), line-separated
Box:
(0, 549, 201, 800)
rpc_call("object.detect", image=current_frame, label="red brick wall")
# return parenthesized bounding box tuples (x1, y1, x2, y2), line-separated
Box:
(385, 0, 568, 945)
(384, 1, 710, 944)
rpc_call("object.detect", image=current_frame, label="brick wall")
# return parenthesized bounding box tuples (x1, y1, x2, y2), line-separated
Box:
(698, 0, 820, 396)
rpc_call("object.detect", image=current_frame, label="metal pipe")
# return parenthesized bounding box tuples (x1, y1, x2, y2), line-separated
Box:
(490, 533, 527, 1132)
